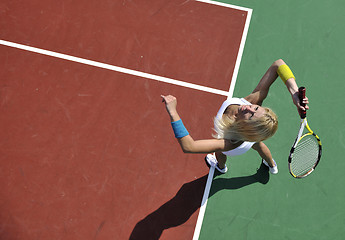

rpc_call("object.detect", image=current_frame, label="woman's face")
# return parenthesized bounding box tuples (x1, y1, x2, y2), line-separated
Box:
(236, 105, 265, 120)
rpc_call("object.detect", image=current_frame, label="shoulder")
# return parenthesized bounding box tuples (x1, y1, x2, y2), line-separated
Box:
(244, 94, 258, 105)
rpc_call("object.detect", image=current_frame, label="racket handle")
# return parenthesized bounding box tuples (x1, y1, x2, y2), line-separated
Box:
(298, 86, 306, 119)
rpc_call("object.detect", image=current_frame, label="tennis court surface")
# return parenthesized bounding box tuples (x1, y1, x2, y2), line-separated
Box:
(1, 0, 344, 240)
(1, 0, 249, 239)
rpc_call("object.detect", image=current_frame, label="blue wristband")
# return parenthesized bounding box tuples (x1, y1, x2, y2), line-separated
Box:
(171, 119, 189, 138)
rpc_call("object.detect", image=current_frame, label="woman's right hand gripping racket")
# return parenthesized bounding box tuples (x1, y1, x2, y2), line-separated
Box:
(288, 87, 322, 178)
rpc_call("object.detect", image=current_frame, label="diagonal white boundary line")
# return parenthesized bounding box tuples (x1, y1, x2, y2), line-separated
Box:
(0, 39, 229, 97)
(192, 1, 252, 240)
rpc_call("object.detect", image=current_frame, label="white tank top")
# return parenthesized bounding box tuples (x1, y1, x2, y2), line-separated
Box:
(215, 98, 255, 156)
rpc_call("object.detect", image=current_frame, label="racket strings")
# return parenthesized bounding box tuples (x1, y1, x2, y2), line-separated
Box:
(291, 135, 319, 176)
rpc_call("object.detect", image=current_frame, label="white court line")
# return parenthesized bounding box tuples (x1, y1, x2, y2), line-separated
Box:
(0, 39, 229, 97)
(196, 0, 252, 12)
(192, 1, 252, 240)
(227, 4, 252, 100)
(196, 0, 253, 100)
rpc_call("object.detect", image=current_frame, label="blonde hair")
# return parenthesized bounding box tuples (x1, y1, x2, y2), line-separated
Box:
(214, 107, 278, 142)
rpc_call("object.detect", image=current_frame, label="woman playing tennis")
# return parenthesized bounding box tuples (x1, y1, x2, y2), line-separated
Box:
(161, 59, 309, 174)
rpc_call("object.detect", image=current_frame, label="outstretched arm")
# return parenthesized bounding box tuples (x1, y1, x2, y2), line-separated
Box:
(244, 59, 309, 113)
(161, 95, 240, 153)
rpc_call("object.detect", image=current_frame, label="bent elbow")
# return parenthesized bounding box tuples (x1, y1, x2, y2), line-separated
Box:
(273, 59, 285, 67)
(178, 136, 202, 154)
(182, 146, 193, 153)
(181, 143, 196, 153)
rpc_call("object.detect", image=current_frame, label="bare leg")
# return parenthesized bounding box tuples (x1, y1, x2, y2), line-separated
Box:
(252, 142, 276, 167)
(215, 151, 227, 169)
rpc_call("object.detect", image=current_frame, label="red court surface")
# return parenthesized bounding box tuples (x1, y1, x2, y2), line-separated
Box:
(1, 0, 247, 91)
(0, 1, 248, 239)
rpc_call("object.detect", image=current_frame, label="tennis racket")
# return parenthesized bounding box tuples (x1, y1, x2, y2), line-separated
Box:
(288, 87, 322, 178)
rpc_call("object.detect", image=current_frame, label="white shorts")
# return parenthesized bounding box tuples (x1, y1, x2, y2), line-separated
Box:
(215, 97, 255, 156)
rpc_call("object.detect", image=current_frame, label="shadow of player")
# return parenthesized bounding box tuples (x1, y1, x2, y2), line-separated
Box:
(129, 162, 269, 240)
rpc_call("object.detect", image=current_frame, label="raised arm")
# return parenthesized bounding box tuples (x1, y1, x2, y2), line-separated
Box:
(244, 59, 282, 105)
(244, 59, 309, 113)
(161, 95, 241, 153)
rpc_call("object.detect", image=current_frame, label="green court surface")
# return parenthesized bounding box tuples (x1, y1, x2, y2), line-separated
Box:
(199, 0, 345, 239)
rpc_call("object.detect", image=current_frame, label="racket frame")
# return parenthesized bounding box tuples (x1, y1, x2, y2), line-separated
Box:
(288, 118, 322, 178)
(288, 87, 322, 178)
